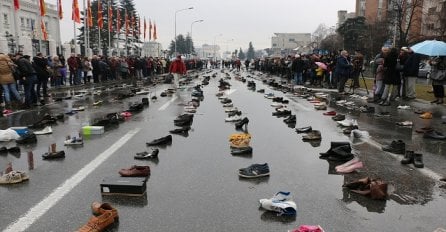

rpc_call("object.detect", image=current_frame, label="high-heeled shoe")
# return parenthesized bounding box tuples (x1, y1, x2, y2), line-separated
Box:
(235, 117, 249, 129)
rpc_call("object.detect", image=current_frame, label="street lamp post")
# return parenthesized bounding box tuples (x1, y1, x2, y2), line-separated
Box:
(174, 7, 194, 56)
(190, 19, 204, 56)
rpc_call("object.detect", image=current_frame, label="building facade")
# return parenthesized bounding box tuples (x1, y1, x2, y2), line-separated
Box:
(271, 33, 312, 55)
(141, 41, 164, 58)
(195, 44, 220, 60)
(422, 0, 446, 38)
(0, 0, 61, 56)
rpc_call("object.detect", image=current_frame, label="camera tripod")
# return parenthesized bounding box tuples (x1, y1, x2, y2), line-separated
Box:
(348, 70, 369, 95)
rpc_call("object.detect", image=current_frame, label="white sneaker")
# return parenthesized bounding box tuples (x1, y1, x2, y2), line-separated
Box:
(351, 129, 370, 139)
(223, 103, 233, 107)
(397, 105, 411, 110)
(271, 103, 284, 108)
(259, 199, 297, 216)
(337, 119, 357, 127)
(225, 107, 238, 113)
(225, 115, 242, 122)
(34, 126, 52, 135)
(73, 106, 85, 111)
(64, 136, 84, 145)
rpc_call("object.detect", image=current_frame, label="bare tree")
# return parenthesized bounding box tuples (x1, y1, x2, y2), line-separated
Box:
(388, 0, 424, 47)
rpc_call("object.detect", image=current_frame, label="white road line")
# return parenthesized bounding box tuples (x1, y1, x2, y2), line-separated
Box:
(158, 96, 178, 111)
(3, 128, 141, 232)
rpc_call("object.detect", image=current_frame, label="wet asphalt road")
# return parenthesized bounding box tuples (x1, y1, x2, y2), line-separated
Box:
(0, 69, 445, 232)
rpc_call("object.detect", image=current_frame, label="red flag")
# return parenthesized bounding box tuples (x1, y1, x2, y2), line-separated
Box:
(153, 22, 157, 40)
(41, 19, 48, 40)
(149, 19, 152, 41)
(87, 0, 93, 28)
(57, 0, 63, 19)
(143, 17, 146, 40)
(72, 0, 80, 23)
(108, 4, 113, 32)
(97, 0, 103, 29)
(39, 0, 46, 16)
(116, 9, 121, 32)
(14, 0, 20, 11)
(125, 10, 129, 35)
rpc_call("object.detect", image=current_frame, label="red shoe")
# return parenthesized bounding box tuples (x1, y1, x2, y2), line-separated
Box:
(323, 111, 336, 116)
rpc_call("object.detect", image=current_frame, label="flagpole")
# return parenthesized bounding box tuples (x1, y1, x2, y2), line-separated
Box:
(13, 3, 19, 53)
(83, 0, 87, 56)
(107, 0, 111, 56)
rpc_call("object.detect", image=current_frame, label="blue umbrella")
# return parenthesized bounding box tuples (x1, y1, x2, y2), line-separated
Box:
(411, 40, 446, 56)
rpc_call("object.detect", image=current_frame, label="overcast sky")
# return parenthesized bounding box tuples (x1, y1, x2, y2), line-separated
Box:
(53, 0, 355, 51)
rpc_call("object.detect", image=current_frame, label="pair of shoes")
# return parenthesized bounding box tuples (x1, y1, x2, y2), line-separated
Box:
(42, 144, 65, 160)
(401, 151, 424, 168)
(0, 146, 21, 155)
(118, 165, 150, 177)
(147, 135, 172, 146)
(134, 149, 159, 159)
(259, 191, 296, 216)
(336, 158, 363, 173)
(77, 202, 118, 232)
(238, 163, 270, 178)
(382, 140, 405, 154)
(0, 170, 29, 184)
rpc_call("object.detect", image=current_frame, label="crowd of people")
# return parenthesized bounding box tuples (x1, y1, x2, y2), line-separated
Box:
(249, 48, 445, 105)
(0, 52, 207, 111)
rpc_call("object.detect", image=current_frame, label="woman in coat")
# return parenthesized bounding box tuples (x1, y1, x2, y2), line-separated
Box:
(0, 53, 22, 109)
(429, 56, 446, 104)
(379, 47, 401, 106)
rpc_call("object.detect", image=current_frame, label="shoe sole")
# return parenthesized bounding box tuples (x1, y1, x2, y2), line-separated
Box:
(238, 172, 270, 178)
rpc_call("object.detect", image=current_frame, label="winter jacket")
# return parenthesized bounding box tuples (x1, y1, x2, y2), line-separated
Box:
(169, 59, 187, 74)
(383, 49, 401, 85)
(335, 56, 352, 78)
(0, 54, 15, 85)
(33, 56, 49, 81)
(16, 57, 36, 78)
(402, 52, 421, 77)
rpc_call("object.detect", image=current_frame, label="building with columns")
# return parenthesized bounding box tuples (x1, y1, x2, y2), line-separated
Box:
(0, 0, 61, 56)
(271, 33, 312, 55)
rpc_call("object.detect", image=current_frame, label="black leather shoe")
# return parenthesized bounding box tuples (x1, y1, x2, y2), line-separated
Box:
(230, 146, 253, 155)
(401, 150, 414, 165)
(320, 142, 351, 157)
(295, 126, 312, 133)
(16, 132, 37, 144)
(134, 148, 159, 159)
(169, 126, 191, 134)
(382, 140, 405, 154)
(423, 130, 446, 140)
(413, 153, 424, 168)
(235, 117, 249, 129)
(42, 151, 65, 160)
(147, 135, 172, 146)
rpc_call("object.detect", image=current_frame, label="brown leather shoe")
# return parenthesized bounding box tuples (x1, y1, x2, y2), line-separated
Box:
(118, 165, 150, 177)
(76, 211, 115, 232)
(91, 202, 118, 220)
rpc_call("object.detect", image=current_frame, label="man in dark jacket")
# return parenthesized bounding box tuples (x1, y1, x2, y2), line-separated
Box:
(335, 50, 353, 94)
(291, 54, 305, 85)
(402, 47, 420, 99)
(33, 53, 49, 99)
(15, 53, 37, 108)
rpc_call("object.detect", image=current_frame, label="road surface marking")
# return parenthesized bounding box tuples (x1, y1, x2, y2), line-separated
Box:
(158, 95, 178, 111)
(3, 128, 141, 232)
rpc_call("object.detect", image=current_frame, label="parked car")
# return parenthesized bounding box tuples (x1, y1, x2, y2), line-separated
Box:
(418, 62, 431, 78)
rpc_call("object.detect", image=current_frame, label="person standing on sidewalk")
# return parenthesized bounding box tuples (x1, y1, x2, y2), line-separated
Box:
(429, 56, 446, 104)
(67, 53, 78, 86)
(169, 55, 187, 89)
(15, 54, 37, 108)
(336, 50, 353, 94)
(33, 53, 50, 100)
(401, 47, 420, 100)
(0, 53, 22, 109)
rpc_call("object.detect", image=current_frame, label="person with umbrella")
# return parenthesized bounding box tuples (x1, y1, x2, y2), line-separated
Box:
(429, 56, 446, 104)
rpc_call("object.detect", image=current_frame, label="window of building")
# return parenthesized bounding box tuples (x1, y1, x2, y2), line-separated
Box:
(4, 14, 9, 25)
(272, 43, 277, 47)
(20, 17, 24, 27)
(288, 38, 295, 42)
(26, 18, 30, 28)
(31, 19, 35, 30)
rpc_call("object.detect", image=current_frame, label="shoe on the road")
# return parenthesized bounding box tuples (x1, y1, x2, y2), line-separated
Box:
(382, 140, 405, 154)
(401, 150, 414, 165)
(238, 163, 270, 178)
(225, 115, 242, 122)
(64, 136, 84, 146)
(420, 112, 433, 119)
(42, 150, 65, 160)
(423, 130, 446, 140)
(76, 211, 116, 232)
(295, 126, 312, 134)
(147, 135, 172, 146)
(34, 126, 53, 135)
(134, 149, 159, 159)
(235, 117, 249, 129)
(91, 202, 119, 220)
(302, 130, 321, 141)
(259, 198, 297, 216)
(332, 114, 345, 121)
(118, 165, 150, 177)
(230, 146, 253, 155)
(413, 153, 424, 168)
(7, 146, 21, 154)
(396, 121, 413, 127)
(0, 171, 23, 184)
(169, 126, 191, 134)
(283, 115, 296, 124)
(16, 132, 37, 144)
(323, 111, 336, 116)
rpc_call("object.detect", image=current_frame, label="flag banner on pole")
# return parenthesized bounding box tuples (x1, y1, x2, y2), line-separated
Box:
(125, 10, 129, 35)
(57, 0, 63, 19)
(149, 19, 152, 41)
(116, 9, 121, 32)
(72, 0, 80, 23)
(108, 4, 113, 32)
(143, 17, 146, 40)
(14, 0, 20, 11)
(41, 19, 48, 40)
(39, 0, 46, 16)
(87, 0, 93, 28)
(98, 0, 103, 29)
(153, 22, 157, 40)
